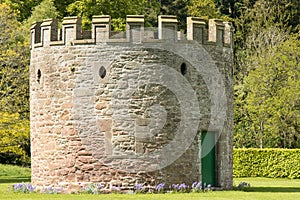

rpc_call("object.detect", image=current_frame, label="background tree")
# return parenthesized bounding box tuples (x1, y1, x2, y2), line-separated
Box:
(0, 0, 43, 21)
(239, 35, 300, 148)
(187, 0, 220, 19)
(159, 0, 189, 30)
(67, 0, 160, 30)
(233, 0, 300, 148)
(53, 0, 76, 19)
(0, 0, 299, 167)
(0, 3, 30, 165)
(0, 3, 29, 118)
(24, 0, 59, 29)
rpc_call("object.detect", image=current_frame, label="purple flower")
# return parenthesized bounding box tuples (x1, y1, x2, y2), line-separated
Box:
(191, 181, 202, 192)
(12, 183, 35, 193)
(172, 184, 180, 191)
(43, 186, 63, 194)
(155, 183, 165, 192)
(134, 183, 144, 191)
(179, 183, 187, 190)
(111, 185, 121, 193)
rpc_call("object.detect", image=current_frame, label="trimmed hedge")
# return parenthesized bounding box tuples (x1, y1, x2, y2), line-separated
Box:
(233, 148, 300, 179)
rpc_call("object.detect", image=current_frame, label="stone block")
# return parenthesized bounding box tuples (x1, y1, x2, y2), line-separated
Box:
(97, 119, 112, 132)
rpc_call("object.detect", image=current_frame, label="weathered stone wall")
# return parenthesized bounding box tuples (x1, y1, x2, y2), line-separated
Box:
(30, 15, 234, 192)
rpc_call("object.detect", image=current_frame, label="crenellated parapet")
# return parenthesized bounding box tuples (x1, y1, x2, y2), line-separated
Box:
(30, 15, 234, 49)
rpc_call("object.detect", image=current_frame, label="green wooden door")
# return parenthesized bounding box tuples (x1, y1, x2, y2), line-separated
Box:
(201, 131, 216, 186)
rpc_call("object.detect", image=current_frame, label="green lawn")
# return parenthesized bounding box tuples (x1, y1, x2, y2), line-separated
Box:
(0, 178, 299, 200)
(0, 165, 299, 200)
(0, 164, 31, 177)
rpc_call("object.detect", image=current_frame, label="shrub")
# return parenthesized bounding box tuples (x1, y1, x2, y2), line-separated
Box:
(234, 148, 300, 179)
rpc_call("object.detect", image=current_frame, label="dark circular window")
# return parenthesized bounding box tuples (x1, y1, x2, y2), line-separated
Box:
(99, 66, 106, 79)
(180, 63, 187, 76)
(37, 69, 41, 83)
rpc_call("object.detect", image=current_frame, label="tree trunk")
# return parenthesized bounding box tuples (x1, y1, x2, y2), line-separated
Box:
(260, 120, 264, 148)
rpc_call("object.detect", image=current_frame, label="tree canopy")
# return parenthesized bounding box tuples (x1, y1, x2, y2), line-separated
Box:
(0, 3, 29, 118)
(0, 0, 299, 165)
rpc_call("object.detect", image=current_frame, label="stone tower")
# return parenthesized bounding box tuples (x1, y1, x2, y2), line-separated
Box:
(30, 15, 234, 192)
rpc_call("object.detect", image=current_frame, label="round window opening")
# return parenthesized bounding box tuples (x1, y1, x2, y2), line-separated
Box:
(180, 63, 187, 75)
(37, 69, 41, 83)
(99, 66, 106, 79)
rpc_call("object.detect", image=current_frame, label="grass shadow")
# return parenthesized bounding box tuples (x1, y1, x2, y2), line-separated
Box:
(0, 177, 31, 183)
(245, 187, 300, 193)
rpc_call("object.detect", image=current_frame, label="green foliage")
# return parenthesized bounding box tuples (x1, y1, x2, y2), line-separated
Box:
(160, 0, 189, 30)
(0, 66, 29, 118)
(67, 0, 160, 30)
(233, 0, 300, 148)
(53, 0, 76, 19)
(188, 0, 220, 19)
(0, 3, 29, 118)
(0, 112, 30, 166)
(24, 0, 59, 29)
(0, 0, 43, 21)
(234, 148, 300, 179)
(234, 0, 299, 71)
(0, 0, 298, 166)
(0, 4, 30, 166)
(234, 33, 300, 148)
(111, 18, 126, 31)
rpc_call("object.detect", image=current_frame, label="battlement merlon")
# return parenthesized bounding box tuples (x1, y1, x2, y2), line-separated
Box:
(30, 15, 234, 49)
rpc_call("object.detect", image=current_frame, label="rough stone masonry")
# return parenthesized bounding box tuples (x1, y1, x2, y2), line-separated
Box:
(30, 15, 234, 193)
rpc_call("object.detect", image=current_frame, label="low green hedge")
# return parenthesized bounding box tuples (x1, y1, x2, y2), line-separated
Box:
(233, 148, 300, 179)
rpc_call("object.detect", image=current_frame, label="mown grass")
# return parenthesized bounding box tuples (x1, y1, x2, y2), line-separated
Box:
(0, 164, 299, 199)
(234, 177, 300, 193)
(0, 164, 31, 177)
(0, 164, 31, 185)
